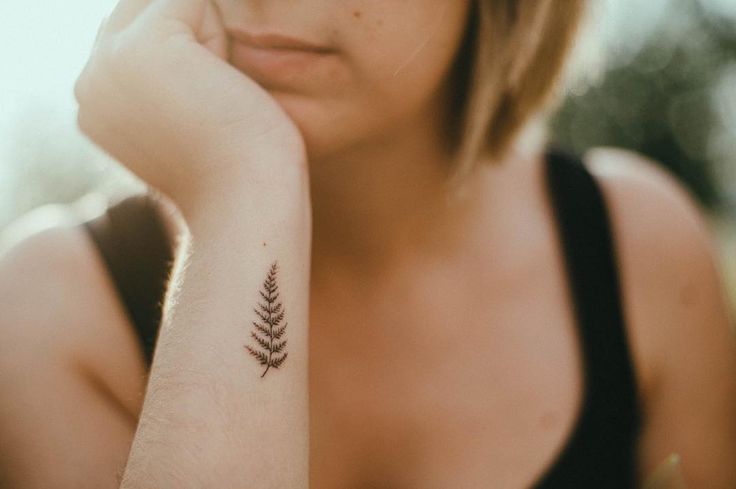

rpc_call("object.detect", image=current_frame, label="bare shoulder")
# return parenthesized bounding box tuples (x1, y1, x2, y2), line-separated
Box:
(583, 146, 736, 487)
(0, 202, 147, 419)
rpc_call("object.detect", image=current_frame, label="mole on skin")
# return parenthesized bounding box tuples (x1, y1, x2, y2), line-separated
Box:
(353, 10, 362, 19)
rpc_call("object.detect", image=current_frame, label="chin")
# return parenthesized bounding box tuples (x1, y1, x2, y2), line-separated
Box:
(301, 130, 353, 164)
(270, 91, 365, 163)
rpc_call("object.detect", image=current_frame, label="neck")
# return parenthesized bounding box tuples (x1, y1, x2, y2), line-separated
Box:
(307, 101, 475, 285)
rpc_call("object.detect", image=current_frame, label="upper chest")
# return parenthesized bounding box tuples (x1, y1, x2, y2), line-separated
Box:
(307, 220, 586, 488)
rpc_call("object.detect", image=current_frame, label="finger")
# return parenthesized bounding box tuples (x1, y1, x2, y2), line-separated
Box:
(135, 0, 209, 39)
(88, 15, 110, 52)
(199, 0, 228, 58)
(103, 0, 153, 33)
(135, 0, 227, 58)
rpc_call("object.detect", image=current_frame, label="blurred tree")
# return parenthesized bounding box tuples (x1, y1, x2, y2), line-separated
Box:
(551, 0, 736, 212)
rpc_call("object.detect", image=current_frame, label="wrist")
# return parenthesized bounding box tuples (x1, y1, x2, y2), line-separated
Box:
(175, 155, 311, 231)
(181, 177, 311, 247)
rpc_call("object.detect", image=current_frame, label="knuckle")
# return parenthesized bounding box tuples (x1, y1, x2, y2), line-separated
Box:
(72, 69, 91, 105)
(104, 30, 150, 87)
(73, 50, 105, 106)
(75, 105, 92, 136)
(110, 28, 145, 66)
(106, 31, 131, 63)
(75, 99, 102, 141)
(93, 15, 109, 45)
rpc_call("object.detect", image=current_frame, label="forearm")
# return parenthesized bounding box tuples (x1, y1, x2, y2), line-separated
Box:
(120, 177, 312, 488)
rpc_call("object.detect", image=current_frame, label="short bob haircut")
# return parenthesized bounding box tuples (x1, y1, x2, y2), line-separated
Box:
(448, 0, 588, 186)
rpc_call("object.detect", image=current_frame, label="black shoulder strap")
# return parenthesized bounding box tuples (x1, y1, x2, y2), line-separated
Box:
(534, 147, 642, 488)
(81, 192, 175, 367)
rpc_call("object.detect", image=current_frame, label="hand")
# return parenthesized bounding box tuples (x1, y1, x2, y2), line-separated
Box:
(74, 0, 308, 218)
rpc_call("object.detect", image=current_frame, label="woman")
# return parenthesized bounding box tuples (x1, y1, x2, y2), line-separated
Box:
(1, 0, 735, 487)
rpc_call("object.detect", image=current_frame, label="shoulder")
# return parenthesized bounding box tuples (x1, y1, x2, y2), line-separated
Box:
(583, 146, 712, 238)
(582, 147, 721, 322)
(0, 201, 147, 417)
(583, 146, 736, 486)
(581, 146, 730, 377)
(0, 203, 99, 332)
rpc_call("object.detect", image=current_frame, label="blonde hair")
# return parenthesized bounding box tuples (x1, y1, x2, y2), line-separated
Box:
(447, 0, 589, 186)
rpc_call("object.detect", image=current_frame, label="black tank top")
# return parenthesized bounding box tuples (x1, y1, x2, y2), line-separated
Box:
(80, 147, 643, 488)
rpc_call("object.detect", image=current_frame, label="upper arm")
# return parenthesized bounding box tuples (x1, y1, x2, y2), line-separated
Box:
(0, 208, 147, 488)
(585, 147, 736, 488)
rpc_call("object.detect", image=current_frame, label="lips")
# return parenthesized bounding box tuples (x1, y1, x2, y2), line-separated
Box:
(226, 27, 338, 88)
(226, 28, 334, 53)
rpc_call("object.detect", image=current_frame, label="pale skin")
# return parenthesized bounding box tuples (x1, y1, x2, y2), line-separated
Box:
(0, 0, 735, 487)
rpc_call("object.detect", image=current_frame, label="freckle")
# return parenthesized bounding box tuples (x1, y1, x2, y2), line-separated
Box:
(352, 10, 362, 19)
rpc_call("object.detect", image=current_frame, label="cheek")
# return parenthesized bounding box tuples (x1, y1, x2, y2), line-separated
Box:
(336, 1, 471, 135)
(266, 1, 471, 159)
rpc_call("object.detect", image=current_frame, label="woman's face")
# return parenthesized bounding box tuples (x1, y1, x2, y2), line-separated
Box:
(215, 0, 473, 160)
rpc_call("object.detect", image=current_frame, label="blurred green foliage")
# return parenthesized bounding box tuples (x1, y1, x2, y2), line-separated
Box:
(551, 0, 736, 212)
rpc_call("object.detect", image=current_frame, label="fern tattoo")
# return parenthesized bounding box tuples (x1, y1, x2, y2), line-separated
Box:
(244, 261, 288, 378)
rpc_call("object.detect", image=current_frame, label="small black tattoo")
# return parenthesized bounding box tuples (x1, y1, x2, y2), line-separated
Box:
(244, 261, 288, 377)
